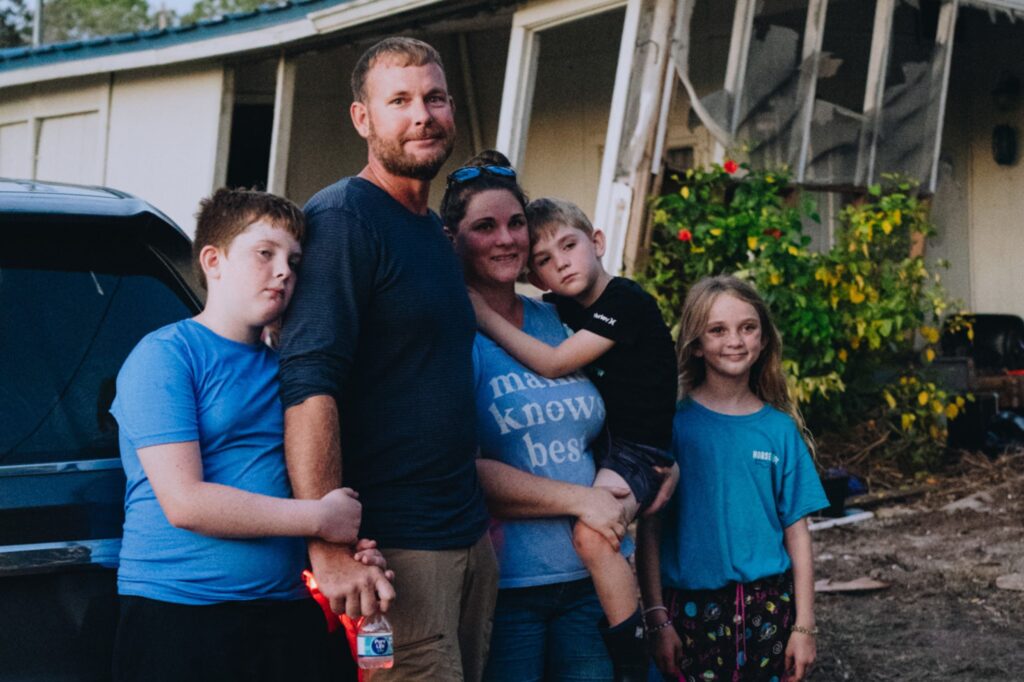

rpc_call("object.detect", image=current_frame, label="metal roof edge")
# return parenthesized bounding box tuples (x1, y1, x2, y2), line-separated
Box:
(0, 0, 349, 85)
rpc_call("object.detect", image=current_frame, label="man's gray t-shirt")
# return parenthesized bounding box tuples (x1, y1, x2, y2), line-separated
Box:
(279, 177, 488, 550)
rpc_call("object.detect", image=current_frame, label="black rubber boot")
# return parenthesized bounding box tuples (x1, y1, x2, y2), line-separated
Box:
(599, 607, 649, 682)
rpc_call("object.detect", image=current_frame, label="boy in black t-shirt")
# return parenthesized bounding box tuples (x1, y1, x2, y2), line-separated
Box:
(469, 197, 677, 680)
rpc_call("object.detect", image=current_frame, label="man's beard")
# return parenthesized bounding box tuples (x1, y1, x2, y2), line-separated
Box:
(367, 120, 455, 181)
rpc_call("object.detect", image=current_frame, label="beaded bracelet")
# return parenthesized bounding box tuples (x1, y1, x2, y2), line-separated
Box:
(645, 618, 674, 637)
(791, 625, 819, 637)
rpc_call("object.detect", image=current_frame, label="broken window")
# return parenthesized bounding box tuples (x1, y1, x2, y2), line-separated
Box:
(874, 0, 956, 186)
(673, 0, 960, 192)
(734, 0, 807, 171)
(802, 0, 874, 187)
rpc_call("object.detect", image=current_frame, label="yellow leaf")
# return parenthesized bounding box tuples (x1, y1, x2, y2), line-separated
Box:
(691, 246, 706, 253)
(710, 228, 723, 237)
(747, 236, 759, 250)
(653, 209, 669, 224)
(838, 348, 848, 362)
(883, 391, 896, 409)
(787, 245, 800, 256)
(918, 391, 929, 406)
(893, 209, 902, 225)
(770, 272, 781, 285)
(850, 336, 861, 349)
(920, 326, 940, 344)
(681, 186, 690, 199)
(900, 376, 908, 385)
(967, 327, 975, 341)
(849, 286, 865, 304)
(925, 348, 936, 362)
(945, 403, 960, 419)
(930, 425, 940, 440)
(955, 396, 965, 407)
(901, 413, 916, 431)
(862, 243, 869, 257)
(932, 400, 943, 414)
(881, 220, 893, 235)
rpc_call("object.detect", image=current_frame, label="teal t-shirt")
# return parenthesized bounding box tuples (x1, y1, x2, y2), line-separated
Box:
(660, 398, 828, 590)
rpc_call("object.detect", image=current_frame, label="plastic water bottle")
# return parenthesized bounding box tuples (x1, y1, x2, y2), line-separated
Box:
(356, 613, 394, 669)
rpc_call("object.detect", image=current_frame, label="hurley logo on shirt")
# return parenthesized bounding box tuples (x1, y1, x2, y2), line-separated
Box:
(752, 450, 779, 465)
(592, 312, 617, 326)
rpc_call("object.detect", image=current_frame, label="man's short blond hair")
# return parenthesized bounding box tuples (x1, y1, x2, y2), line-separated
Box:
(351, 37, 444, 102)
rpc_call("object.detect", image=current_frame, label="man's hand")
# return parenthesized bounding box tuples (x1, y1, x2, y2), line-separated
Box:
(784, 628, 816, 681)
(315, 488, 362, 544)
(309, 542, 395, 618)
(644, 463, 680, 517)
(573, 486, 630, 550)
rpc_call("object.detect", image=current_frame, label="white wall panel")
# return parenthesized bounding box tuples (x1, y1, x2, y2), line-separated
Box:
(0, 122, 31, 178)
(105, 66, 227, 235)
(35, 112, 101, 184)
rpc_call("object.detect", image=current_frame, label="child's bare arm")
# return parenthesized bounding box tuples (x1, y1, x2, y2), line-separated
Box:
(783, 517, 817, 681)
(637, 515, 682, 675)
(138, 441, 362, 543)
(469, 290, 614, 377)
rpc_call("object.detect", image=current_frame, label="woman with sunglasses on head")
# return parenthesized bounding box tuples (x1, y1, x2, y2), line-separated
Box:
(442, 150, 623, 681)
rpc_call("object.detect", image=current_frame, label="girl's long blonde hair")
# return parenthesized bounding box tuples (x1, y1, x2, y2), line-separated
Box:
(677, 275, 814, 451)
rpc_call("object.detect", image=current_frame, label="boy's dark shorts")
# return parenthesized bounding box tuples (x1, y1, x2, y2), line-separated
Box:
(112, 595, 355, 682)
(594, 434, 674, 509)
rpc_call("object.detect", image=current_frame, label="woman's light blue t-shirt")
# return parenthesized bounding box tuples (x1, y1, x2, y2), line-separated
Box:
(660, 398, 829, 590)
(111, 319, 308, 605)
(472, 297, 608, 589)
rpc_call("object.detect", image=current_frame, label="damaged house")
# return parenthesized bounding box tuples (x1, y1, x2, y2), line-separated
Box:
(0, 0, 1022, 316)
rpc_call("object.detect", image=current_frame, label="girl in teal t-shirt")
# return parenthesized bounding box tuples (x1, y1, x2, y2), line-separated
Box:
(638, 276, 828, 682)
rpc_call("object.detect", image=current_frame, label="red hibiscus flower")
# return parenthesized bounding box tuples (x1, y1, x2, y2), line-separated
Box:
(677, 228, 693, 242)
(723, 159, 739, 174)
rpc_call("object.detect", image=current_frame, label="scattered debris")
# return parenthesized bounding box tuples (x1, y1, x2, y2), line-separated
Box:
(809, 510, 875, 531)
(845, 485, 933, 509)
(815, 577, 891, 593)
(996, 574, 1024, 592)
(941, 491, 994, 513)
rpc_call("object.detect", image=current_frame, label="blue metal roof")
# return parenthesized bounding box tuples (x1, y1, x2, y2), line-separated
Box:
(0, 0, 349, 73)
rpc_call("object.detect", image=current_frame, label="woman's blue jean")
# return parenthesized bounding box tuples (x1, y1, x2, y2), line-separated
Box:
(483, 577, 613, 682)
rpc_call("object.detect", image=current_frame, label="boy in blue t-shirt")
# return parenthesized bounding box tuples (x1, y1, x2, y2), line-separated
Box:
(470, 197, 678, 679)
(110, 189, 391, 682)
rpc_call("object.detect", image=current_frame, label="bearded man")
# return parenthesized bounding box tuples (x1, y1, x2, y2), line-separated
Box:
(279, 37, 497, 682)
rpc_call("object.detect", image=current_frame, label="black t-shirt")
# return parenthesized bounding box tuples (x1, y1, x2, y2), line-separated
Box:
(545, 277, 677, 450)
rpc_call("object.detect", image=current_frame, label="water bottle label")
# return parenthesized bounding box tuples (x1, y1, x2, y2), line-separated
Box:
(357, 634, 393, 657)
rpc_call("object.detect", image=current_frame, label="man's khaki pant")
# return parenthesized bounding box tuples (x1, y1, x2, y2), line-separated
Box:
(374, 534, 498, 682)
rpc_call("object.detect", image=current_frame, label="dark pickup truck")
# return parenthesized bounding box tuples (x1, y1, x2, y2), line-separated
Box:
(0, 179, 201, 681)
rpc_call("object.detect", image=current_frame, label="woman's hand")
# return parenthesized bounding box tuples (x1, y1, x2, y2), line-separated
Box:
(784, 628, 816, 681)
(650, 624, 684, 676)
(644, 463, 679, 516)
(573, 486, 630, 550)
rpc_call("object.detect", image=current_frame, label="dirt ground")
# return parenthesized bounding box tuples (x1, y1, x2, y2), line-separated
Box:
(808, 454, 1024, 681)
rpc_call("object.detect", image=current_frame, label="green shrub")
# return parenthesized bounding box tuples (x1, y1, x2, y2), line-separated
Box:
(638, 162, 966, 472)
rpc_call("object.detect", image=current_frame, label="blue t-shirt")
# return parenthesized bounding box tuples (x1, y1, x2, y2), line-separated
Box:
(660, 398, 829, 590)
(111, 319, 308, 605)
(473, 298, 607, 589)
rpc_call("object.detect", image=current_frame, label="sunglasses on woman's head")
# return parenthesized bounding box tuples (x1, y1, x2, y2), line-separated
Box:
(446, 165, 517, 186)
